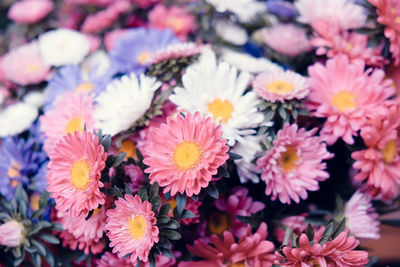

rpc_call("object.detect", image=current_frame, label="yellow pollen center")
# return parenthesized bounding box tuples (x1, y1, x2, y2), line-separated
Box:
(173, 141, 202, 170)
(207, 98, 234, 123)
(208, 212, 230, 235)
(307, 258, 321, 267)
(70, 159, 91, 190)
(166, 17, 185, 32)
(8, 161, 21, 178)
(280, 145, 299, 172)
(331, 91, 356, 112)
(138, 52, 151, 65)
(128, 215, 148, 240)
(166, 199, 177, 216)
(381, 139, 397, 164)
(30, 194, 41, 211)
(65, 117, 84, 134)
(265, 80, 295, 94)
(228, 263, 245, 267)
(344, 43, 352, 51)
(26, 64, 40, 73)
(92, 208, 101, 216)
(118, 139, 137, 159)
(75, 82, 94, 92)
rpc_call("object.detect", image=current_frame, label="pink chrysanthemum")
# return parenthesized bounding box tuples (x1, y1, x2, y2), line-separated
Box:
(307, 55, 394, 145)
(143, 112, 229, 197)
(274, 214, 308, 244)
(8, 0, 54, 24)
(59, 230, 105, 255)
(253, 70, 309, 103)
(47, 131, 107, 217)
(40, 91, 95, 154)
(257, 124, 333, 204)
(1, 42, 50, 86)
(351, 101, 400, 199)
(276, 227, 369, 266)
(105, 194, 159, 263)
(97, 251, 177, 267)
(150, 43, 204, 64)
(369, 0, 400, 65)
(344, 190, 380, 239)
(179, 222, 275, 267)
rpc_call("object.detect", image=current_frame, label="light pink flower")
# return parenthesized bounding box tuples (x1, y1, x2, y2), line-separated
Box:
(274, 214, 308, 243)
(1, 42, 50, 86)
(276, 227, 369, 266)
(148, 4, 196, 41)
(106, 194, 159, 263)
(85, 34, 101, 53)
(253, 70, 309, 102)
(150, 42, 204, 64)
(257, 124, 333, 204)
(179, 222, 275, 267)
(47, 131, 107, 217)
(104, 29, 131, 51)
(143, 112, 229, 197)
(59, 230, 105, 254)
(261, 24, 313, 57)
(56, 4, 84, 29)
(386, 63, 400, 95)
(8, 0, 54, 24)
(0, 220, 25, 247)
(307, 55, 394, 145)
(344, 190, 380, 239)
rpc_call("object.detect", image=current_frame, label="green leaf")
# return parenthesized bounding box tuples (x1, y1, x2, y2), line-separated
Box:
(228, 151, 243, 160)
(32, 252, 41, 267)
(176, 193, 186, 215)
(165, 220, 180, 230)
(278, 106, 287, 120)
(181, 209, 195, 219)
(29, 221, 51, 235)
(102, 135, 112, 152)
(39, 234, 60, 244)
(159, 204, 171, 216)
(39, 191, 50, 210)
(51, 222, 63, 231)
(158, 215, 170, 224)
(138, 187, 148, 201)
(161, 229, 182, 240)
(306, 224, 314, 241)
(111, 186, 124, 198)
(331, 218, 346, 239)
(149, 182, 159, 200)
(31, 239, 46, 256)
(159, 247, 174, 258)
(113, 152, 126, 167)
(206, 183, 219, 199)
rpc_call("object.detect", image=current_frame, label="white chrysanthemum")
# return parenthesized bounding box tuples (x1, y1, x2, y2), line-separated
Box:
(206, 0, 266, 22)
(0, 102, 38, 137)
(39, 29, 90, 66)
(170, 50, 264, 146)
(221, 49, 282, 74)
(215, 20, 248, 46)
(94, 74, 161, 136)
(23, 91, 46, 108)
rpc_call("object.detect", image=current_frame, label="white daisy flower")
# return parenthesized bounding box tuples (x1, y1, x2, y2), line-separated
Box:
(206, 0, 267, 22)
(23, 91, 46, 108)
(0, 102, 38, 137)
(170, 50, 264, 146)
(221, 49, 282, 74)
(94, 74, 161, 136)
(39, 29, 90, 66)
(215, 20, 248, 46)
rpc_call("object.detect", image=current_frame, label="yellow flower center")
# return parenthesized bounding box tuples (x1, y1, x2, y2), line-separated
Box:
(265, 80, 294, 95)
(207, 98, 234, 123)
(396, 16, 400, 23)
(208, 211, 230, 235)
(128, 215, 148, 240)
(331, 91, 356, 112)
(173, 141, 202, 170)
(70, 159, 91, 190)
(65, 117, 84, 134)
(118, 139, 137, 159)
(26, 64, 40, 73)
(30, 193, 41, 211)
(137, 52, 151, 65)
(8, 161, 21, 178)
(344, 43, 352, 51)
(166, 17, 185, 32)
(307, 258, 321, 267)
(166, 199, 177, 216)
(75, 82, 94, 92)
(381, 139, 397, 164)
(228, 263, 245, 267)
(280, 145, 299, 172)
(92, 208, 101, 216)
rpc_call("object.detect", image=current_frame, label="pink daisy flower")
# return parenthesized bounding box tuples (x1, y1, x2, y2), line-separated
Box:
(344, 190, 380, 240)
(59, 230, 105, 255)
(252, 70, 309, 103)
(143, 112, 229, 197)
(179, 222, 275, 267)
(1, 42, 50, 86)
(351, 101, 400, 199)
(7, 0, 54, 24)
(257, 124, 333, 204)
(105, 194, 159, 263)
(368, 0, 400, 65)
(47, 131, 107, 217)
(307, 55, 394, 145)
(150, 43, 204, 64)
(40, 91, 95, 154)
(276, 227, 369, 266)
(274, 214, 308, 244)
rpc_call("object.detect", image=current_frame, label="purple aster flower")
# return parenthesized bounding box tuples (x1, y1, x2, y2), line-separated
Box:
(110, 27, 179, 74)
(30, 162, 48, 193)
(267, 0, 297, 18)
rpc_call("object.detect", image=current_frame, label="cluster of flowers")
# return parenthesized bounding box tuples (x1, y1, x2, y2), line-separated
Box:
(1, 0, 400, 266)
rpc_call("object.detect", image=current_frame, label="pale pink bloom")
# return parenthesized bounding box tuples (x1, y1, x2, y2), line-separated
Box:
(143, 112, 229, 197)
(1, 42, 50, 86)
(276, 227, 369, 266)
(148, 4, 196, 41)
(386, 63, 400, 95)
(56, 4, 84, 29)
(125, 165, 145, 194)
(257, 124, 333, 204)
(351, 101, 400, 200)
(40, 91, 95, 154)
(295, 0, 367, 31)
(274, 214, 308, 243)
(307, 55, 394, 145)
(344, 191, 380, 239)
(179, 222, 275, 267)
(215, 187, 265, 237)
(47, 131, 107, 217)
(85, 34, 101, 53)
(0, 220, 25, 247)
(253, 70, 309, 102)
(106, 194, 159, 263)
(97, 251, 176, 267)
(150, 42, 204, 64)
(59, 230, 105, 254)
(104, 29, 131, 51)
(8, 0, 54, 24)
(261, 24, 312, 57)
(368, 0, 400, 65)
